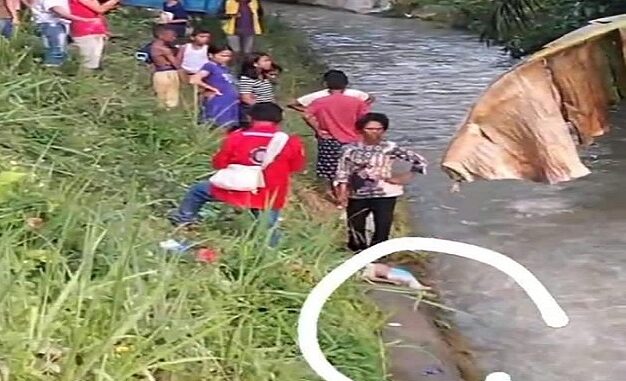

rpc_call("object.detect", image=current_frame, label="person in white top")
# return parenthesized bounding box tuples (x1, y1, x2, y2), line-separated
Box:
(176, 28, 211, 76)
(27, 0, 96, 67)
(288, 72, 375, 113)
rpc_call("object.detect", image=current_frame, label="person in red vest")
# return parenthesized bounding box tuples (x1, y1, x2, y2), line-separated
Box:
(69, 0, 119, 70)
(169, 102, 306, 245)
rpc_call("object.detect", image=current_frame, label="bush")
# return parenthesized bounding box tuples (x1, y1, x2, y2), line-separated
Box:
(401, 0, 626, 57)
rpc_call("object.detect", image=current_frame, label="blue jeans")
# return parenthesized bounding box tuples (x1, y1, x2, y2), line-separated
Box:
(0, 19, 13, 39)
(170, 181, 281, 246)
(37, 23, 68, 66)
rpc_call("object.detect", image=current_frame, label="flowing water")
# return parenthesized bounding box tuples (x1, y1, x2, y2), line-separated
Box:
(270, 3, 626, 381)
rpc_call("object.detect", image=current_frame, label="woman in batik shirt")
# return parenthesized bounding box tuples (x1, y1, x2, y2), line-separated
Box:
(335, 112, 427, 252)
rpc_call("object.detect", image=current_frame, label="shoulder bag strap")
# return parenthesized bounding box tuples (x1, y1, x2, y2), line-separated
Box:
(261, 132, 289, 169)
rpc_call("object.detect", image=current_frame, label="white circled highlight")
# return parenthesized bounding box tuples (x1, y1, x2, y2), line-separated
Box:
(297, 237, 569, 381)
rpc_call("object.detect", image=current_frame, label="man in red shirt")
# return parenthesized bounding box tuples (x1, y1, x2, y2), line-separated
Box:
(304, 70, 370, 206)
(169, 103, 305, 245)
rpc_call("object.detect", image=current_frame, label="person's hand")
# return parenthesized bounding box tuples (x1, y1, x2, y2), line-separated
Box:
(11, 17, 20, 25)
(82, 17, 100, 23)
(386, 172, 414, 185)
(335, 186, 348, 208)
(203, 89, 222, 98)
(335, 193, 348, 209)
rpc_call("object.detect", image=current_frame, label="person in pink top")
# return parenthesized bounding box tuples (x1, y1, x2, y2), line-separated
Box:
(69, 0, 119, 69)
(304, 69, 370, 206)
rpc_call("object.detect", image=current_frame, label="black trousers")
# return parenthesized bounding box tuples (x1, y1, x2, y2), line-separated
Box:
(346, 197, 397, 252)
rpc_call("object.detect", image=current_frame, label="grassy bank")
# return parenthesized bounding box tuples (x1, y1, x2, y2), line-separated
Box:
(392, 0, 626, 57)
(0, 9, 388, 381)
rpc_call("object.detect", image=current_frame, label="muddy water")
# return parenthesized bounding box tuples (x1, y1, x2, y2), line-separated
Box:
(270, 3, 626, 381)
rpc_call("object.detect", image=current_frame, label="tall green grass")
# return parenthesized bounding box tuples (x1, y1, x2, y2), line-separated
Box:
(0, 8, 387, 381)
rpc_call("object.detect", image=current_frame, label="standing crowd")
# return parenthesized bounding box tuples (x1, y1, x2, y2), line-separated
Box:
(1, 0, 120, 68)
(0, 0, 428, 252)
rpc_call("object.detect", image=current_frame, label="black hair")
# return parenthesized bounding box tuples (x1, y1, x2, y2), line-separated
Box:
(356, 113, 390, 131)
(191, 28, 211, 37)
(249, 103, 284, 123)
(240, 52, 270, 79)
(323, 70, 349, 90)
(153, 24, 175, 37)
(239, 52, 281, 79)
(208, 43, 233, 55)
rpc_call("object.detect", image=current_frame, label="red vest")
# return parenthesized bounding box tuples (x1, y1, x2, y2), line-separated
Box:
(210, 122, 306, 210)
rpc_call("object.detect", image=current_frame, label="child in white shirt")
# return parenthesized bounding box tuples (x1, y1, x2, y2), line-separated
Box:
(177, 28, 211, 75)
(288, 72, 374, 112)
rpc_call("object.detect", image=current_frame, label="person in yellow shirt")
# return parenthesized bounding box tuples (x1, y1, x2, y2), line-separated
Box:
(221, 0, 263, 55)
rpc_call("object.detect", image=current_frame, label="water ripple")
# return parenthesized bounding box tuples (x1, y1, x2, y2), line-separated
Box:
(271, 3, 626, 380)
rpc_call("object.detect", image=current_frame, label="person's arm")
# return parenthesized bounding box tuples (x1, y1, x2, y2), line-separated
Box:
(334, 147, 352, 207)
(385, 145, 428, 185)
(302, 101, 323, 132)
(287, 136, 306, 174)
(189, 68, 222, 95)
(77, 0, 119, 14)
(351, 89, 374, 104)
(156, 44, 180, 69)
(239, 77, 256, 105)
(7, 0, 19, 23)
(394, 146, 428, 173)
(212, 135, 234, 169)
(287, 99, 306, 112)
(292, 91, 319, 111)
(358, 99, 371, 116)
(175, 44, 186, 66)
(257, 1, 264, 19)
(49, 5, 96, 22)
(302, 110, 320, 132)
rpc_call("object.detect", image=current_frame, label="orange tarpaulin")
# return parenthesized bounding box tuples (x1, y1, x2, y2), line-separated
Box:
(549, 42, 611, 144)
(442, 15, 626, 185)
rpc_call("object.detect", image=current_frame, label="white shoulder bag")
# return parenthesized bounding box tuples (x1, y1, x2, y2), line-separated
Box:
(209, 132, 289, 193)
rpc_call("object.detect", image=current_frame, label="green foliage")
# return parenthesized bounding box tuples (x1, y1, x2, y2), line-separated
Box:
(482, 0, 626, 57)
(0, 8, 387, 381)
(403, 0, 626, 56)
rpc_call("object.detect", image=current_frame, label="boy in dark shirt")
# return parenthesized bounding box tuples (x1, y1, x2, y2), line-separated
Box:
(150, 25, 181, 109)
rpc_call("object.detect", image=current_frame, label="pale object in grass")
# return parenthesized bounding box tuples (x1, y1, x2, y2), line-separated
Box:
(361, 263, 431, 290)
(297, 237, 569, 381)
